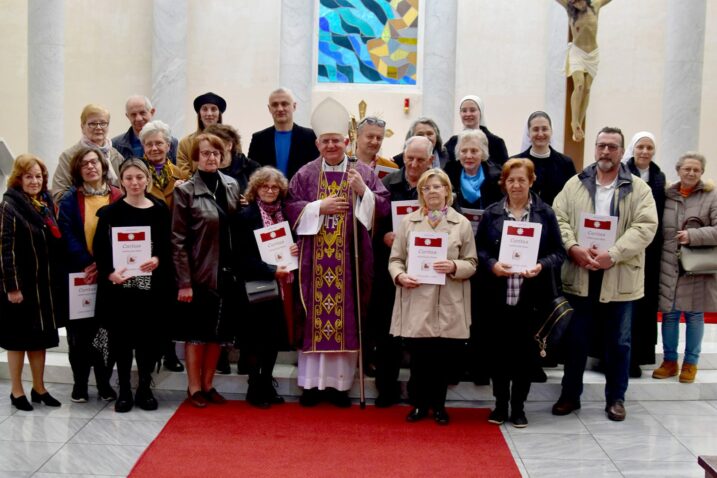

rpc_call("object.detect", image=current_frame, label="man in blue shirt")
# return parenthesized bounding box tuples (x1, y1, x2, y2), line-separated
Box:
(248, 88, 319, 180)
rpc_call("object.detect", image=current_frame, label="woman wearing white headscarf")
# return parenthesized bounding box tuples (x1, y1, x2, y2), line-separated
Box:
(444, 95, 508, 165)
(622, 132, 665, 377)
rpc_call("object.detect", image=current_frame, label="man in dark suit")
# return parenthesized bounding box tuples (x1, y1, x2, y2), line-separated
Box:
(112, 95, 179, 164)
(247, 88, 319, 180)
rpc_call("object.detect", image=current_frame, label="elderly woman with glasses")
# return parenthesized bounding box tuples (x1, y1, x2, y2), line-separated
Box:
(52, 104, 125, 202)
(388, 168, 477, 425)
(140, 120, 188, 209)
(58, 146, 123, 403)
(173, 133, 242, 408)
(1, 155, 67, 411)
(393, 118, 448, 170)
(235, 166, 298, 407)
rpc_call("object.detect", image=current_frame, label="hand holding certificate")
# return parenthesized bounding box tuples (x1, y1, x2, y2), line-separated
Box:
(253, 221, 298, 271)
(406, 231, 449, 285)
(498, 221, 543, 274)
(111, 226, 152, 278)
(578, 213, 617, 251)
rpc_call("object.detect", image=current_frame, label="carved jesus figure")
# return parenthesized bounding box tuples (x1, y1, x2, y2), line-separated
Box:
(556, 0, 613, 142)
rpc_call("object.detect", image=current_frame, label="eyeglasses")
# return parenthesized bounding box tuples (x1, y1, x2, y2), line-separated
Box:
(421, 184, 445, 193)
(259, 185, 281, 192)
(80, 158, 100, 169)
(595, 143, 620, 152)
(144, 141, 167, 149)
(199, 150, 222, 159)
(87, 121, 109, 129)
(358, 117, 386, 128)
(679, 167, 702, 174)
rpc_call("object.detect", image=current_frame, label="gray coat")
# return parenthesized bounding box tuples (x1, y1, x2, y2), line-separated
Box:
(659, 181, 717, 312)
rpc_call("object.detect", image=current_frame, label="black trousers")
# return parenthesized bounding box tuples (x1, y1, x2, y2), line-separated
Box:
(488, 303, 536, 412)
(66, 319, 113, 390)
(405, 337, 462, 410)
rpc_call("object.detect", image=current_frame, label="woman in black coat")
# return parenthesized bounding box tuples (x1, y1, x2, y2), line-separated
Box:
(235, 166, 297, 407)
(476, 158, 566, 428)
(444, 95, 509, 165)
(511, 111, 576, 206)
(623, 132, 666, 377)
(1, 155, 66, 411)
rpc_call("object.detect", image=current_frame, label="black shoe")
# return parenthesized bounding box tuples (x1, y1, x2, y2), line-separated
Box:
(71, 384, 89, 403)
(246, 383, 270, 409)
(203, 388, 227, 405)
(327, 389, 351, 408)
(163, 357, 185, 373)
(552, 396, 581, 416)
(488, 407, 508, 425)
(115, 391, 134, 413)
(135, 387, 158, 411)
(299, 388, 321, 407)
(31, 389, 61, 407)
(433, 408, 450, 425)
(97, 385, 117, 402)
(510, 411, 528, 428)
(374, 393, 400, 408)
(10, 393, 33, 411)
(263, 379, 285, 405)
(406, 407, 429, 422)
(606, 400, 626, 421)
(629, 363, 643, 378)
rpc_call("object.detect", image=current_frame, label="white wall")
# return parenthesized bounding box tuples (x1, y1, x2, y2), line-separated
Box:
(0, 0, 714, 175)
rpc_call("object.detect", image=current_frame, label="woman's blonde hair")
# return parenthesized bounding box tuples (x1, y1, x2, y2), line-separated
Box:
(416, 168, 453, 208)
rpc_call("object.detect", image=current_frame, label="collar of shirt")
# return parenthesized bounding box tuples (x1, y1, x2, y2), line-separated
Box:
(503, 198, 532, 221)
(322, 156, 348, 172)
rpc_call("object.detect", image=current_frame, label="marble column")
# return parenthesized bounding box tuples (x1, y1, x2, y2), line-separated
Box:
(152, 0, 188, 137)
(28, 0, 64, 177)
(421, 0, 457, 139)
(660, 0, 706, 181)
(279, 0, 315, 125)
(545, 3, 568, 151)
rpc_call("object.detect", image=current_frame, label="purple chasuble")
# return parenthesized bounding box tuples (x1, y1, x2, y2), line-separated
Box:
(285, 158, 391, 353)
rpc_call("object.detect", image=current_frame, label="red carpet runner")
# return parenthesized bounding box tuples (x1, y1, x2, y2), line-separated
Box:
(130, 401, 521, 478)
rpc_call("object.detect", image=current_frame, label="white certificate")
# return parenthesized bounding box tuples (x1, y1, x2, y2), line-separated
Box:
(391, 200, 420, 232)
(498, 221, 543, 273)
(68, 273, 97, 320)
(578, 213, 618, 250)
(461, 208, 484, 236)
(253, 221, 298, 271)
(111, 226, 152, 277)
(374, 164, 396, 180)
(407, 231, 449, 285)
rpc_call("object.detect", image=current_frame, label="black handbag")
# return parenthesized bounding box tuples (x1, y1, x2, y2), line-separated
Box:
(245, 279, 280, 304)
(534, 268, 574, 357)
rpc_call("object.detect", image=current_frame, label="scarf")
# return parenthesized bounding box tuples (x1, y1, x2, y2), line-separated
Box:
(28, 192, 62, 239)
(461, 166, 485, 204)
(82, 182, 110, 196)
(424, 205, 448, 229)
(80, 136, 112, 158)
(258, 199, 285, 227)
(150, 160, 172, 191)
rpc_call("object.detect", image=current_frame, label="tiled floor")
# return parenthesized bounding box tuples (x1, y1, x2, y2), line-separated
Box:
(0, 381, 714, 477)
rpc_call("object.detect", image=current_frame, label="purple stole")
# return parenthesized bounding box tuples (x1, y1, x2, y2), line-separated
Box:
(307, 170, 357, 352)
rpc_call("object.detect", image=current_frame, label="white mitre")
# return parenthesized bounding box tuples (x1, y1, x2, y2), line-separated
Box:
(311, 97, 350, 137)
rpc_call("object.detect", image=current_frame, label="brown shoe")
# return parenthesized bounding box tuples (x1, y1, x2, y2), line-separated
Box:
(551, 397, 581, 416)
(679, 363, 697, 383)
(652, 360, 679, 379)
(605, 400, 626, 421)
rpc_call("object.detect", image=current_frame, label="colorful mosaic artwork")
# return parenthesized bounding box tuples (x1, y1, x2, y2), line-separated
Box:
(318, 0, 418, 85)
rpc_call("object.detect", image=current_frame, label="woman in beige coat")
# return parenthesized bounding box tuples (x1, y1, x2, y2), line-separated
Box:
(653, 152, 717, 383)
(389, 168, 477, 425)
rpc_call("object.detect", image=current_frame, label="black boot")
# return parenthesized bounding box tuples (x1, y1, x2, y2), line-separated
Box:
(115, 388, 134, 413)
(246, 377, 270, 408)
(135, 375, 158, 411)
(262, 376, 285, 405)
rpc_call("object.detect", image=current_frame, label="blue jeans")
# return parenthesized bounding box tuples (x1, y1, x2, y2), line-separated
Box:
(661, 309, 704, 365)
(562, 274, 633, 403)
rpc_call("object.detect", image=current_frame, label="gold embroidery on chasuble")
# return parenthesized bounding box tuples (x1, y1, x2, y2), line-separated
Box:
(311, 171, 349, 350)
